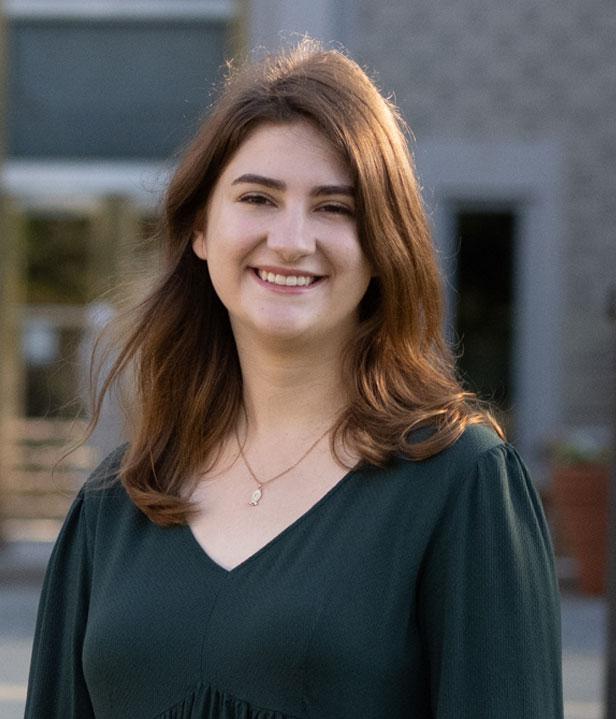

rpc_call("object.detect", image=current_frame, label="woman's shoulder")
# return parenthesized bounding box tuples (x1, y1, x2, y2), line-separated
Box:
(442, 421, 506, 463)
(404, 421, 506, 468)
(79, 443, 133, 524)
(82, 443, 128, 491)
(394, 424, 543, 546)
(392, 422, 517, 497)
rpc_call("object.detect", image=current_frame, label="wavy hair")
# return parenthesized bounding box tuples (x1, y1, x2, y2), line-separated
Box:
(88, 39, 503, 525)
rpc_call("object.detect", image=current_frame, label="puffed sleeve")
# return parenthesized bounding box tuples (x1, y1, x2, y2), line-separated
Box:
(25, 486, 96, 717)
(417, 443, 563, 718)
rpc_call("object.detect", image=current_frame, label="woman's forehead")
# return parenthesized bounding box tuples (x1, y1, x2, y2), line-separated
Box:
(220, 121, 353, 188)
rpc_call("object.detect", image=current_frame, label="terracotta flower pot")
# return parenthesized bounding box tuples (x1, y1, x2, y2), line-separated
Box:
(551, 463, 610, 595)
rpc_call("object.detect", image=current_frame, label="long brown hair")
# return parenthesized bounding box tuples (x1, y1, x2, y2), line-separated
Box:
(88, 39, 503, 525)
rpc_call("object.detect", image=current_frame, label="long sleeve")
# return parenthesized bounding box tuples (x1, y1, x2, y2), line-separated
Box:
(25, 487, 96, 718)
(417, 443, 563, 718)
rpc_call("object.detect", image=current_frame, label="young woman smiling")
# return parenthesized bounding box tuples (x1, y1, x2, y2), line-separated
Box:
(26, 40, 563, 718)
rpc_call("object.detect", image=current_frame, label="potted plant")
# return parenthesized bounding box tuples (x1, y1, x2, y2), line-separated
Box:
(549, 432, 612, 595)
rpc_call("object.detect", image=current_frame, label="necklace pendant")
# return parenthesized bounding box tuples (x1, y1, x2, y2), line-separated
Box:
(249, 487, 263, 506)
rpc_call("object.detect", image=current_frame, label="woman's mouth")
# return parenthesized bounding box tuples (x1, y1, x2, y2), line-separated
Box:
(253, 268, 324, 288)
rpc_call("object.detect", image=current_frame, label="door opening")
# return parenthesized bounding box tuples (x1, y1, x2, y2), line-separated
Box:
(454, 208, 516, 434)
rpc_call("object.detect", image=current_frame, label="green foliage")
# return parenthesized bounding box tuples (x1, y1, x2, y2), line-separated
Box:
(551, 439, 613, 467)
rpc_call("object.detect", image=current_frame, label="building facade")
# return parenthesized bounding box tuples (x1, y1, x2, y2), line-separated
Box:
(347, 1, 616, 469)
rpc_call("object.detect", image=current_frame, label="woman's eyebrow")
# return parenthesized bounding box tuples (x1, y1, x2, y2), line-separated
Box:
(231, 174, 354, 197)
(310, 184, 355, 198)
(231, 173, 284, 190)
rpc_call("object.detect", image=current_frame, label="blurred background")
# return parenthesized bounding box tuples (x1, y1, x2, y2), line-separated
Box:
(0, 1, 613, 717)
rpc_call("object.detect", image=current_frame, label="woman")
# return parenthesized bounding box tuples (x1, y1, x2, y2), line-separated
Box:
(26, 40, 563, 718)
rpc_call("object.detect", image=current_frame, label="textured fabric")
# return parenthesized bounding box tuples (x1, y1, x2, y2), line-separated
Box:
(25, 425, 563, 718)
(154, 684, 297, 718)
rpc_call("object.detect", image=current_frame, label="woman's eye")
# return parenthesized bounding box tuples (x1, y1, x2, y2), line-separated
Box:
(318, 203, 354, 216)
(239, 193, 273, 206)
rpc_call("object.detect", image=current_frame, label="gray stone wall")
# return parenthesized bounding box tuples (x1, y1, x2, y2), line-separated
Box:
(352, 0, 616, 433)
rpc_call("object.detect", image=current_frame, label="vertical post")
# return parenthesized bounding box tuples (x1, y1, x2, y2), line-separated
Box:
(0, 0, 6, 165)
(85, 195, 141, 459)
(605, 286, 616, 718)
(231, 0, 249, 57)
(0, 197, 27, 542)
(88, 194, 141, 302)
(0, 0, 7, 541)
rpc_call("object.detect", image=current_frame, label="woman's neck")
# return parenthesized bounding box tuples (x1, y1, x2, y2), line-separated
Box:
(233, 331, 349, 442)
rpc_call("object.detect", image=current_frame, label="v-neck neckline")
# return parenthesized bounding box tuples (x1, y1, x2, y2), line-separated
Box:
(180, 464, 364, 576)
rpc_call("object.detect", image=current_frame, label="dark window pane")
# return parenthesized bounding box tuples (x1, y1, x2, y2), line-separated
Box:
(25, 324, 85, 418)
(8, 19, 228, 159)
(26, 215, 91, 304)
(455, 209, 515, 425)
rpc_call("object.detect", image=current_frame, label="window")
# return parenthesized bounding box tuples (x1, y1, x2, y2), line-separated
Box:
(7, 1, 234, 159)
(454, 208, 516, 430)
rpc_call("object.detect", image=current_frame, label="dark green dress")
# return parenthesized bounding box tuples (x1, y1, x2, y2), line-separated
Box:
(25, 425, 563, 718)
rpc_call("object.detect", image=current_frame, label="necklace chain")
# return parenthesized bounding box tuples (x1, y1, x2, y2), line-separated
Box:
(235, 420, 333, 507)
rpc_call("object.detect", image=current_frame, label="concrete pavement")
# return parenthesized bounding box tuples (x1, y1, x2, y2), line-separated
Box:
(0, 540, 608, 719)
(561, 593, 606, 719)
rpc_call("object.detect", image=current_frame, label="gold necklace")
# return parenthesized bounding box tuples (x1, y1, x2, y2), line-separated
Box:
(235, 423, 333, 506)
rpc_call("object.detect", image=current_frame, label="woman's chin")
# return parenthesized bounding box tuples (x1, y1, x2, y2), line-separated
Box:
(255, 323, 315, 345)
(235, 317, 323, 349)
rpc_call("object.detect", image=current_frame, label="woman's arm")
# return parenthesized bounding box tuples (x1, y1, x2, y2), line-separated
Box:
(417, 443, 564, 718)
(25, 487, 96, 717)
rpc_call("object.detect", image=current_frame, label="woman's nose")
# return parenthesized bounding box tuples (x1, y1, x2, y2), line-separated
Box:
(266, 209, 315, 261)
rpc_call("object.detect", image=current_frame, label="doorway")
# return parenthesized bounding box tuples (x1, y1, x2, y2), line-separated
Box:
(453, 207, 516, 435)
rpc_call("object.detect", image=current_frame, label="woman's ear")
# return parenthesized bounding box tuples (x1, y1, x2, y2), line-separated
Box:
(192, 230, 207, 260)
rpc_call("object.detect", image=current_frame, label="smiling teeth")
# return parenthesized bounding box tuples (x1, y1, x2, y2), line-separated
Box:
(258, 270, 316, 286)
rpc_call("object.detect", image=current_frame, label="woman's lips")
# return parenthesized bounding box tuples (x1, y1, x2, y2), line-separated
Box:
(251, 267, 325, 292)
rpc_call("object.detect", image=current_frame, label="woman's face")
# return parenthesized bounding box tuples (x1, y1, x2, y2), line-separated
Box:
(192, 121, 373, 349)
